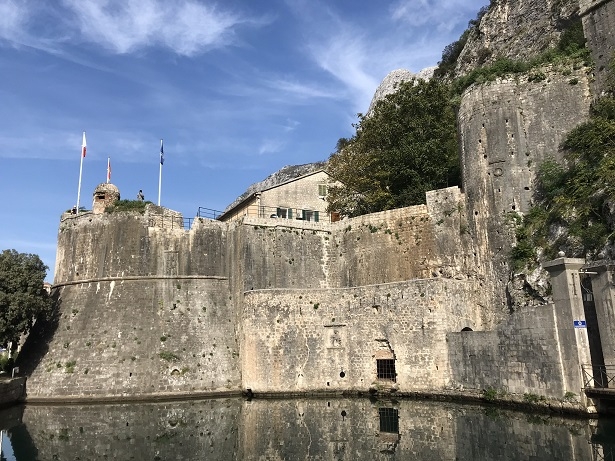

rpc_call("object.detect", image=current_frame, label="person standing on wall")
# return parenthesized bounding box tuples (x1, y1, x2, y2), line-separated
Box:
(137, 190, 144, 201)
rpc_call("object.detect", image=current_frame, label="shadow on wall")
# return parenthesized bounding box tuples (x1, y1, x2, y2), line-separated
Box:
(15, 289, 62, 377)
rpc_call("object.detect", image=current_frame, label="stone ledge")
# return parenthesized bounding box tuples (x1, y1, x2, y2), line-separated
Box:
(25, 389, 241, 405)
(52, 274, 228, 289)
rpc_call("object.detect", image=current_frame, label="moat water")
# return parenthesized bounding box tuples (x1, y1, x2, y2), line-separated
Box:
(0, 397, 613, 460)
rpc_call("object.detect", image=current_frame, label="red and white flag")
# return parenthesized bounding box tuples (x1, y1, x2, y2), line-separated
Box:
(81, 132, 87, 158)
(107, 157, 111, 183)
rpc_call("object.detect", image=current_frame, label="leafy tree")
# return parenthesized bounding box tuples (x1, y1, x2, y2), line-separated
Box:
(327, 78, 460, 217)
(0, 250, 52, 349)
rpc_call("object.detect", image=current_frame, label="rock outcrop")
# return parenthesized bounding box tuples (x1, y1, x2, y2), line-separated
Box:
(455, 0, 581, 77)
(367, 67, 436, 114)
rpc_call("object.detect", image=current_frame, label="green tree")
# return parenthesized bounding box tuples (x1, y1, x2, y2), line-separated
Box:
(327, 78, 460, 217)
(0, 250, 52, 349)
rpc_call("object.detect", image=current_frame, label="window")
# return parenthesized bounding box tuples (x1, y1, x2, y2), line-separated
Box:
(376, 359, 396, 382)
(318, 184, 328, 197)
(379, 408, 399, 433)
(303, 210, 313, 222)
(276, 208, 293, 219)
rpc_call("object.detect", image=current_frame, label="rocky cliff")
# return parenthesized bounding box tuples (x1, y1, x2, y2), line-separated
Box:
(455, 0, 581, 77)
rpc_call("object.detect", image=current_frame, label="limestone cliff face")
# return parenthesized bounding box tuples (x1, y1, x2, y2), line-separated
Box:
(455, 0, 580, 77)
(367, 67, 436, 114)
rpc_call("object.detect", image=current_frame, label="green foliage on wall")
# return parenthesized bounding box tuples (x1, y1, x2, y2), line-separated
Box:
(326, 78, 460, 217)
(105, 199, 152, 214)
(511, 89, 615, 269)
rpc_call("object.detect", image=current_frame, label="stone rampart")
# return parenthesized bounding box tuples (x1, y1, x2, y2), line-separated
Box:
(448, 305, 566, 397)
(581, 0, 615, 96)
(25, 211, 239, 400)
(55, 209, 228, 283)
(458, 68, 592, 315)
(21, 55, 602, 403)
(25, 277, 239, 399)
(241, 278, 485, 393)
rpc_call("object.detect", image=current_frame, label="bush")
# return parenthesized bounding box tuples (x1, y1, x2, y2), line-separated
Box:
(482, 387, 499, 401)
(105, 200, 152, 214)
(523, 392, 545, 403)
(0, 354, 14, 373)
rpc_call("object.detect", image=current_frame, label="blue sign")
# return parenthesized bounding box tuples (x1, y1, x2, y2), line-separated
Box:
(574, 320, 587, 328)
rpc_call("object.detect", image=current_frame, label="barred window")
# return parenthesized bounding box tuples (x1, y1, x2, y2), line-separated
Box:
(379, 408, 399, 433)
(376, 359, 396, 382)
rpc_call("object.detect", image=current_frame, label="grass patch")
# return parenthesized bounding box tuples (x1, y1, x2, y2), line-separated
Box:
(159, 351, 180, 362)
(105, 199, 152, 214)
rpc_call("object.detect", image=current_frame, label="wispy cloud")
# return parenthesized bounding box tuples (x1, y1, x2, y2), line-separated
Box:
(292, 0, 487, 113)
(0, 0, 261, 56)
(307, 30, 381, 113)
(258, 138, 285, 155)
(283, 119, 300, 133)
(65, 0, 247, 56)
(390, 0, 485, 32)
(0, 0, 27, 40)
(269, 79, 340, 100)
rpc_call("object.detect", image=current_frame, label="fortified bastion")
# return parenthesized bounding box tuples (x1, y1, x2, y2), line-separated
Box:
(17, 0, 615, 413)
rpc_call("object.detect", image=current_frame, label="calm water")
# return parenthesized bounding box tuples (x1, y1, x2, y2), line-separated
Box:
(0, 397, 613, 460)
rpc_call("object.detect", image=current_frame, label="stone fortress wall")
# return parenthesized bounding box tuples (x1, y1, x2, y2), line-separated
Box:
(20, 0, 615, 410)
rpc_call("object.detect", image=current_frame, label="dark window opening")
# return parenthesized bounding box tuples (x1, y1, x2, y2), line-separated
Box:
(379, 408, 399, 433)
(376, 359, 396, 382)
(461, 327, 473, 332)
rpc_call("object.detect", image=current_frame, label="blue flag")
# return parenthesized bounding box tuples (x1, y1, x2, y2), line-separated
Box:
(160, 139, 164, 165)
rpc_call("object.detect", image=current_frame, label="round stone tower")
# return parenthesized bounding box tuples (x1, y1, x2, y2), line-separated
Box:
(92, 183, 120, 214)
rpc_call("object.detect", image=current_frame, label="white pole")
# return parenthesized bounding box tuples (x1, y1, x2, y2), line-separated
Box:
(158, 139, 163, 206)
(76, 131, 86, 214)
(107, 157, 110, 184)
(1, 429, 4, 458)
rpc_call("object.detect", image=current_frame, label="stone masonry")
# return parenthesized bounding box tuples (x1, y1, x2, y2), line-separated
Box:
(18, 0, 615, 412)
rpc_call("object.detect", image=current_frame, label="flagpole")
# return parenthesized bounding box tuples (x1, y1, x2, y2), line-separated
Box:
(107, 157, 110, 183)
(76, 131, 86, 215)
(158, 139, 163, 206)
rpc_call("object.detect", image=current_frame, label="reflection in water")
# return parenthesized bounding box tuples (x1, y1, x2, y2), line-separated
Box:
(0, 398, 613, 460)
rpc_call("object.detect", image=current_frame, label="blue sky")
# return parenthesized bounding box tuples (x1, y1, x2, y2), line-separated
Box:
(0, 0, 488, 282)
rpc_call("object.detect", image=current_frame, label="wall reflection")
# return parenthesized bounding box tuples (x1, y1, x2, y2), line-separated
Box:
(0, 398, 613, 460)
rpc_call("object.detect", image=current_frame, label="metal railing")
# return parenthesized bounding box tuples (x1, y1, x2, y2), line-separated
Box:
(148, 213, 192, 231)
(197, 207, 223, 220)
(581, 364, 615, 389)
